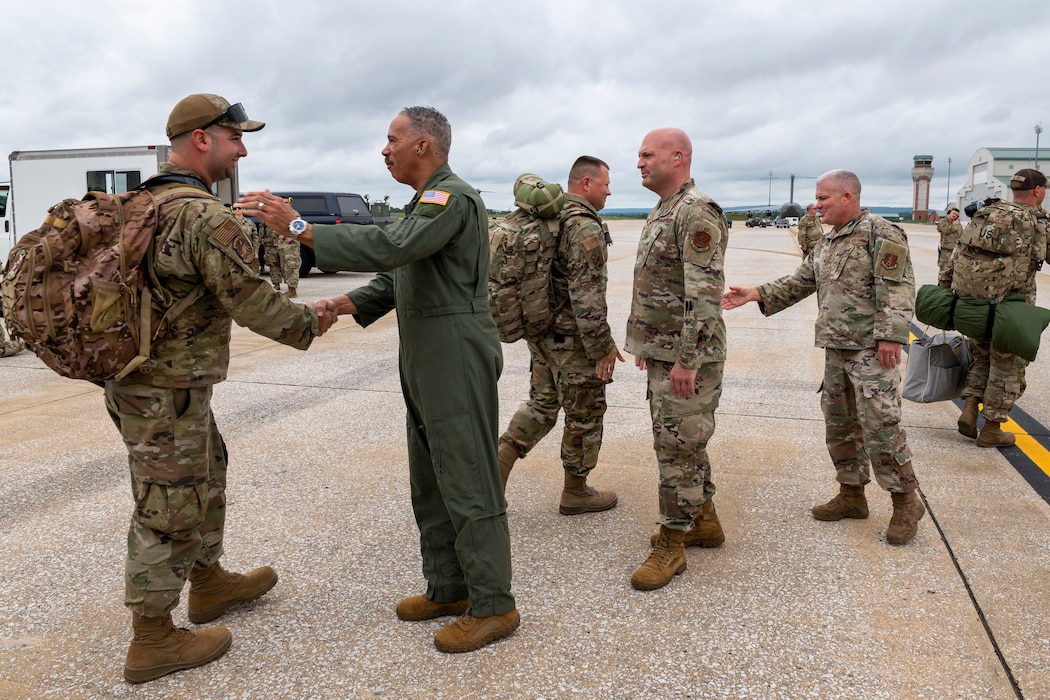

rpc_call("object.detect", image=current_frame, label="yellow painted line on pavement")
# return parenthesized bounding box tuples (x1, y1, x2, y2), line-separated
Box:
(1003, 421, 1050, 478)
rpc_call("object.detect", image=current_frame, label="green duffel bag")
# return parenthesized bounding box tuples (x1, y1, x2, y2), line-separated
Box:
(915, 284, 1050, 361)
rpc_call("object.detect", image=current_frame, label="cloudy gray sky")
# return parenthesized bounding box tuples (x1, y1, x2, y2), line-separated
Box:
(3, 0, 1048, 211)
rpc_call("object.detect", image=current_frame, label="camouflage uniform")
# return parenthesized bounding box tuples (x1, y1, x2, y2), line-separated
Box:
(625, 179, 728, 530)
(797, 213, 823, 256)
(1, 318, 25, 357)
(501, 193, 616, 477)
(312, 163, 515, 618)
(260, 223, 301, 290)
(758, 209, 918, 493)
(936, 216, 963, 273)
(236, 214, 259, 252)
(104, 163, 320, 618)
(939, 201, 1049, 423)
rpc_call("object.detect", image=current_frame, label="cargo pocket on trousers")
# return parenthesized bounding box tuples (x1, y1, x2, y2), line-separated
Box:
(132, 480, 207, 533)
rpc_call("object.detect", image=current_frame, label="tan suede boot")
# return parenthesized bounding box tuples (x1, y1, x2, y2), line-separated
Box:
(651, 498, 724, 548)
(631, 526, 687, 590)
(497, 440, 518, 491)
(433, 609, 520, 653)
(976, 421, 1016, 448)
(187, 562, 278, 624)
(559, 472, 618, 515)
(395, 595, 469, 621)
(285, 288, 297, 299)
(958, 397, 979, 438)
(124, 613, 232, 684)
(811, 483, 869, 521)
(886, 491, 926, 544)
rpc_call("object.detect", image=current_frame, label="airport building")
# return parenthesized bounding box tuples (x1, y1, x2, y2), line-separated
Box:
(956, 147, 1045, 213)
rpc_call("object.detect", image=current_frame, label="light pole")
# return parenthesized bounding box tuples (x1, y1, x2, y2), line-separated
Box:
(759, 171, 779, 209)
(946, 157, 951, 209)
(1036, 124, 1043, 169)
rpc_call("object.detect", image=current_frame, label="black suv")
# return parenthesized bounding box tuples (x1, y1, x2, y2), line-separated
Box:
(270, 192, 374, 276)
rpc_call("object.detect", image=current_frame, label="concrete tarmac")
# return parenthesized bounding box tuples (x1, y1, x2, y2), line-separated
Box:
(1, 217, 1048, 699)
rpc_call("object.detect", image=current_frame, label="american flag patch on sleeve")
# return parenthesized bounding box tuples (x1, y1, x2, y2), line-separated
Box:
(211, 220, 242, 246)
(420, 190, 451, 206)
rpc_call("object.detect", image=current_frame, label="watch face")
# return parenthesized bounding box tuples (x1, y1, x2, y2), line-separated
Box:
(290, 218, 307, 234)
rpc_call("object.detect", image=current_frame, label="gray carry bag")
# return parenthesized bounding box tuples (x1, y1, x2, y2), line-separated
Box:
(903, 330, 973, 403)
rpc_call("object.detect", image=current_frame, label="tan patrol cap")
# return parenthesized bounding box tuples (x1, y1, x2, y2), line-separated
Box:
(1009, 168, 1047, 191)
(166, 94, 265, 139)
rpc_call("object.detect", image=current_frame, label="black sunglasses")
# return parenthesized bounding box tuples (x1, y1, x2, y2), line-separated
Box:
(201, 102, 249, 130)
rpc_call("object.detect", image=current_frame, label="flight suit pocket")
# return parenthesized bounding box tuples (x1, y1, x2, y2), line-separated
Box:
(430, 412, 482, 499)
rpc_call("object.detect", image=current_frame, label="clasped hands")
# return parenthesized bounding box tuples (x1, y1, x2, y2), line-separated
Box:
(306, 299, 339, 336)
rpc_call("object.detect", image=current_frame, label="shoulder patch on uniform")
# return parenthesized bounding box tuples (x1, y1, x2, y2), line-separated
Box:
(683, 223, 721, 267)
(875, 239, 908, 281)
(212, 220, 241, 247)
(420, 190, 451, 206)
(582, 233, 601, 251)
(209, 219, 258, 271)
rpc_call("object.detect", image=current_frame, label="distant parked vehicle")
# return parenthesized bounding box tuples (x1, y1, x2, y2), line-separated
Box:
(775, 218, 790, 228)
(269, 191, 377, 276)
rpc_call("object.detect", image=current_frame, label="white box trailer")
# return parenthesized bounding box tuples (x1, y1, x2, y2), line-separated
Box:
(0, 181, 11, 264)
(3, 145, 239, 263)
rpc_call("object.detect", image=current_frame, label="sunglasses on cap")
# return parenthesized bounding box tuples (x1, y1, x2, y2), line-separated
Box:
(201, 102, 250, 130)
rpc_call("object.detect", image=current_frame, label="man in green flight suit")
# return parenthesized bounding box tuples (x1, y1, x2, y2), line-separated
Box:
(243, 106, 519, 654)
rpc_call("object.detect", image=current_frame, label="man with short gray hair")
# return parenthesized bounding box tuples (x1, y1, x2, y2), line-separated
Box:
(723, 169, 925, 546)
(244, 106, 519, 654)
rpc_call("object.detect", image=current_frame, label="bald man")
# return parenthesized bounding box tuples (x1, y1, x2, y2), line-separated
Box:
(626, 128, 729, 591)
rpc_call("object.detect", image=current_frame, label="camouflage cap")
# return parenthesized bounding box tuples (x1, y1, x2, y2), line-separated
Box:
(166, 94, 265, 139)
(1009, 168, 1047, 191)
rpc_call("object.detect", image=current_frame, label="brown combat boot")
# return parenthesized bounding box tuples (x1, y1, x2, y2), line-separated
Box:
(976, 420, 1016, 448)
(650, 499, 724, 548)
(886, 491, 926, 544)
(958, 397, 980, 438)
(395, 595, 469, 621)
(124, 613, 232, 684)
(559, 472, 618, 515)
(631, 526, 687, 591)
(433, 609, 520, 653)
(497, 439, 518, 491)
(187, 562, 278, 624)
(285, 288, 297, 298)
(811, 483, 869, 521)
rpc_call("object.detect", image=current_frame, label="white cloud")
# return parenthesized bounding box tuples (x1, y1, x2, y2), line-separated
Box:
(2, 0, 1049, 209)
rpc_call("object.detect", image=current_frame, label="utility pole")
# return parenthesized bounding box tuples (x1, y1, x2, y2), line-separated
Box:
(946, 157, 951, 209)
(763, 171, 779, 206)
(1036, 124, 1043, 169)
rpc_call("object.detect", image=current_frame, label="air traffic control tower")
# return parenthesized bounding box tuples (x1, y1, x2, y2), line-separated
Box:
(911, 154, 934, 221)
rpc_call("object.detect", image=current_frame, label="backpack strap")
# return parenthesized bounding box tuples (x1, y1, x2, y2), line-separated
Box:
(139, 184, 217, 348)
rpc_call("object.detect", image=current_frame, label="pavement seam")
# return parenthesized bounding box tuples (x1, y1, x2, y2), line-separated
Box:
(918, 487, 1026, 699)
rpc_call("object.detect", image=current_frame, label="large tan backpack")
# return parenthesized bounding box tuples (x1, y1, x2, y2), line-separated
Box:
(487, 174, 566, 343)
(1, 177, 212, 381)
